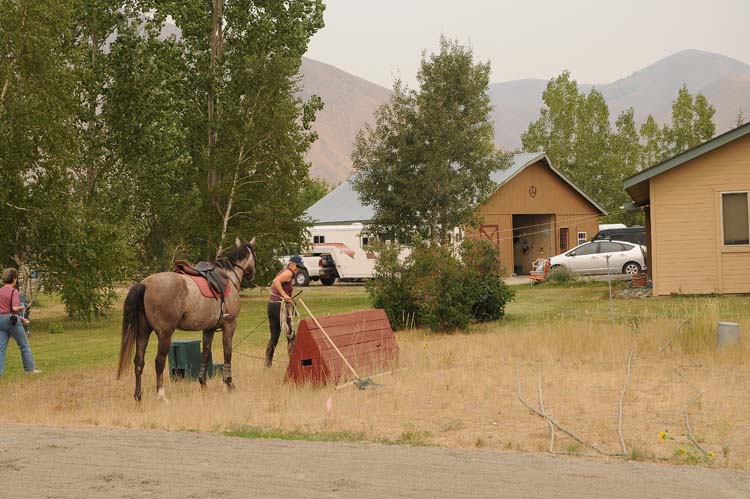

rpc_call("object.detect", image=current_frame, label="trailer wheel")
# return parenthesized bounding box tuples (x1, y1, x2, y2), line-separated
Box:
(320, 277, 336, 286)
(295, 271, 310, 287)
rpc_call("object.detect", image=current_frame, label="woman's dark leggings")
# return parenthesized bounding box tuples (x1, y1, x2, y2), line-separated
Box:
(266, 301, 292, 367)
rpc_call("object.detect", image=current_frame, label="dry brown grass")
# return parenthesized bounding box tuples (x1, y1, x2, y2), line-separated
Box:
(1, 302, 748, 469)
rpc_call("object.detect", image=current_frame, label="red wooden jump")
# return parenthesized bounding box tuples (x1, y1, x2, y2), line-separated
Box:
(285, 309, 399, 386)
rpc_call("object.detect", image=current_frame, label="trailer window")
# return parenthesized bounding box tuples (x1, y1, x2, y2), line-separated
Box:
(361, 236, 370, 247)
(313, 235, 325, 244)
(722, 192, 750, 245)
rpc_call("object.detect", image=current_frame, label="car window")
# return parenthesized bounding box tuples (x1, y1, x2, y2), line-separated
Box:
(573, 242, 599, 255)
(600, 242, 625, 252)
(621, 243, 634, 251)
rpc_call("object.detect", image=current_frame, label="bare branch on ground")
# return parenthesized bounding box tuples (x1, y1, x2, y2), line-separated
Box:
(515, 365, 625, 458)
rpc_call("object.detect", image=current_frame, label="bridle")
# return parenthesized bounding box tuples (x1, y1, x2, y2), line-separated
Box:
(230, 245, 255, 290)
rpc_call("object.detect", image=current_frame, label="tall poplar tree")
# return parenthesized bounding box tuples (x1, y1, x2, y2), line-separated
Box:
(0, 0, 130, 319)
(662, 85, 716, 155)
(522, 72, 643, 220)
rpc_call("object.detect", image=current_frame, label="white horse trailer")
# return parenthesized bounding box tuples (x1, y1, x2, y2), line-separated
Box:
(307, 224, 413, 282)
(307, 224, 377, 280)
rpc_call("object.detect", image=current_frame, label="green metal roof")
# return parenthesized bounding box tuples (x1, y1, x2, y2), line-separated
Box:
(624, 122, 750, 205)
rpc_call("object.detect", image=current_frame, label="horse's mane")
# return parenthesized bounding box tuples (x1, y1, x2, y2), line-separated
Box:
(214, 243, 253, 270)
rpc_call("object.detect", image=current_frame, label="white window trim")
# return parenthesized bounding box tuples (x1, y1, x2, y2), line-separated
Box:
(720, 191, 750, 247)
(577, 231, 587, 246)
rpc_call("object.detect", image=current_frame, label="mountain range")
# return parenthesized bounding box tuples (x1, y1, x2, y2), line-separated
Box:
(302, 49, 750, 183)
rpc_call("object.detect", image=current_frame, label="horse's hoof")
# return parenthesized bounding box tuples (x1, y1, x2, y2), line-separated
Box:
(199, 378, 207, 389)
(157, 387, 170, 404)
(134, 393, 142, 402)
(224, 377, 235, 391)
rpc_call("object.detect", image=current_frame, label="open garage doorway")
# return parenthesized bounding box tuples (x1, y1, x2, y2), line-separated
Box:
(512, 214, 555, 275)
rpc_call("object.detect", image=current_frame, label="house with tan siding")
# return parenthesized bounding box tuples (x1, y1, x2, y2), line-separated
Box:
(624, 122, 750, 295)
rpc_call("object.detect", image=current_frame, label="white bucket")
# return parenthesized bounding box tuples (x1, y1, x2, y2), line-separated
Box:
(716, 322, 741, 349)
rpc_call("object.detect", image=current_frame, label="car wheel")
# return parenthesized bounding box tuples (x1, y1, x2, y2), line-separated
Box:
(295, 271, 310, 287)
(622, 262, 641, 276)
(550, 264, 562, 271)
(320, 277, 336, 286)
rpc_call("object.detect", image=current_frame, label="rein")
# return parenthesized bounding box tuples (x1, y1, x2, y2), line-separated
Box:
(230, 263, 244, 291)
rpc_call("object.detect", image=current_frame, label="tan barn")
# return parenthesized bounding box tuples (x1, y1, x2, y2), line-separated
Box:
(624, 122, 750, 295)
(306, 152, 606, 275)
(467, 152, 606, 275)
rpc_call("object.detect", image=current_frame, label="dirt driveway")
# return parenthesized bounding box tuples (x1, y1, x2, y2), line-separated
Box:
(2, 424, 749, 498)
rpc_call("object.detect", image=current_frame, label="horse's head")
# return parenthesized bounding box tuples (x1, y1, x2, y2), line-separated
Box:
(234, 236, 257, 282)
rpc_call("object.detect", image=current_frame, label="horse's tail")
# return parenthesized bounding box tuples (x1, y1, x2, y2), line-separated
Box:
(117, 282, 147, 379)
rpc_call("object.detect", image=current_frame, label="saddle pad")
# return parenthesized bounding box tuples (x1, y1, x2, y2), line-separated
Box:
(184, 274, 231, 299)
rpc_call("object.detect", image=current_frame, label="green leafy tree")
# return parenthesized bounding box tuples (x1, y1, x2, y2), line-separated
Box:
(522, 73, 612, 202)
(692, 93, 716, 144)
(663, 85, 716, 156)
(300, 177, 332, 210)
(353, 37, 510, 244)
(639, 114, 667, 168)
(0, 1, 327, 316)
(0, 0, 130, 319)
(522, 73, 624, 215)
(149, 1, 325, 283)
(521, 71, 579, 171)
(612, 109, 642, 175)
(104, 13, 200, 273)
(608, 108, 642, 224)
(522, 73, 648, 222)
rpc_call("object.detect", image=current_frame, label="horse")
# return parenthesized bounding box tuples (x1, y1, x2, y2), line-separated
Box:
(116, 237, 256, 402)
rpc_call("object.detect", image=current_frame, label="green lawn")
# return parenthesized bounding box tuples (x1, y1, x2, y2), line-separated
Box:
(505, 281, 750, 326)
(2, 280, 749, 377)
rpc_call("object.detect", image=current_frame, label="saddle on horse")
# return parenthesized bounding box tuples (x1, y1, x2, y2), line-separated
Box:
(175, 260, 231, 328)
(174, 260, 229, 298)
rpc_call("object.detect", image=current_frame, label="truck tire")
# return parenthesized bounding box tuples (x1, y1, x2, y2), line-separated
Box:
(320, 277, 336, 286)
(295, 271, 310, 287)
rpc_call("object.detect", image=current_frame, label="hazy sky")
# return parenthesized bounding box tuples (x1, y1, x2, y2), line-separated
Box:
(305, 0, 750, 88)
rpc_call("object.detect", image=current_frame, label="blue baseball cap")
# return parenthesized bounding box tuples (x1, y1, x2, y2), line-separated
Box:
(289, 255, 306, 269)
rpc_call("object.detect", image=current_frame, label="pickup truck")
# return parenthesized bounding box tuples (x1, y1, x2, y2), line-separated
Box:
(279, 254, 337, 286)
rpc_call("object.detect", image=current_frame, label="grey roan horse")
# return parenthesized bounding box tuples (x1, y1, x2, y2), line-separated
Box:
(117, 237, 256, 401)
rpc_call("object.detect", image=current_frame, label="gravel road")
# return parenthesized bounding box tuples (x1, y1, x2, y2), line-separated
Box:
(2, 424, 748, 498)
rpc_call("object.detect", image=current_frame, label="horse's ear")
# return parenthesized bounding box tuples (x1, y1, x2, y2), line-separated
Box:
(235, 237, 241, 248)
(249, 237, 256, 247)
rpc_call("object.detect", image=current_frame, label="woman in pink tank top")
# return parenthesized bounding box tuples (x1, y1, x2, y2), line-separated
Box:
(0, 268, 40, 376)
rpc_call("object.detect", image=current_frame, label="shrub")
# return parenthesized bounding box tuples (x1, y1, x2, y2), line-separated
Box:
(367, 239, 515, 332)
(415, 244, 473, 332)
(461, 240, 515, 322)
(365, 244, 417, 330)
(546, 265, 577, 284)
(48, 322, 65, 334)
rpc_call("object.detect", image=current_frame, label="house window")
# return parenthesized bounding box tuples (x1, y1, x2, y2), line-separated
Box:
(577, 231, 587, 245)
(722, 192, 750, 245)
(313, 235, 325, 244)
(361, 236, 370, 247)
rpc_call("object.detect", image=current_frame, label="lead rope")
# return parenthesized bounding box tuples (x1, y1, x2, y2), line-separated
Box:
(279, 299, 300, 344)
